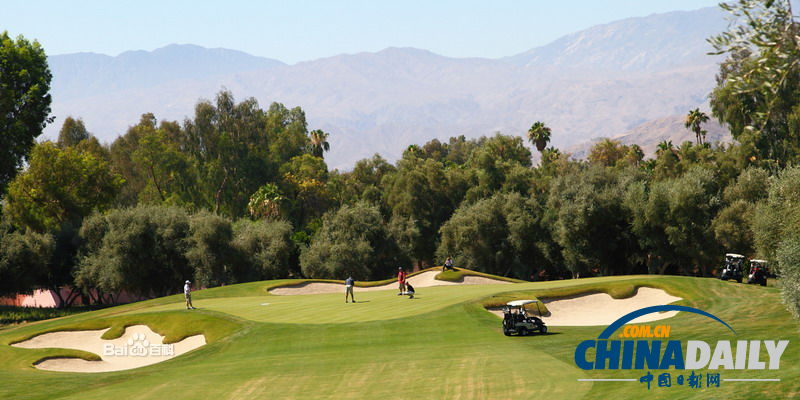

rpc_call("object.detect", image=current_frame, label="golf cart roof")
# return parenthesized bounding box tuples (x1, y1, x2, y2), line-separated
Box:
(507, 300, 540, 307)
(726, 253, 745, 258)
(751, 259, 768, 264)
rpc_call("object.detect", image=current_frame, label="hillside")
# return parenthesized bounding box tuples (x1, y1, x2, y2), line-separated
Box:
(45, 7, 728, 169)
(505, 7, 726, 73)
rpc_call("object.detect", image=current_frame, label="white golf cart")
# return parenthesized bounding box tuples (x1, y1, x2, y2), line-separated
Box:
(720, 253, 745, 283)
(502, 300, 548, 336)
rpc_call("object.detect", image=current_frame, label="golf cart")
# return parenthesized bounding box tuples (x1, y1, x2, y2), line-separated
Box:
(747, 259, 769, 286)
(720, 253, 745, 283)
(502, 300, 547, 336)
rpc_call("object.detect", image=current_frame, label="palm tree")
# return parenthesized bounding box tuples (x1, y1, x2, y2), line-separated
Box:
(656, 140, 675, 157)
(248, 183, 285, 220)
(405, 144, 421, 157)
(308, 129, 330, 158)
(684, 108, 709, 145)
(541, 146, 562, 165)
(527, 121, 552, 152)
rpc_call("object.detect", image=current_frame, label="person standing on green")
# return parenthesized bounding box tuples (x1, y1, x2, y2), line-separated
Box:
(345, 276, 355, 303)
(397, 267, 407, 295)
(184, 280, 196, 310)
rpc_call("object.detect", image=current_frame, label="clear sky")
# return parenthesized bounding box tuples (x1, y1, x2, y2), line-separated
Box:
(3, 0, 720, 63)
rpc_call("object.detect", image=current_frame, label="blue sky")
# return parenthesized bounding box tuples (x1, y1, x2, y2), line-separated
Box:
(3, 0, 720, 63)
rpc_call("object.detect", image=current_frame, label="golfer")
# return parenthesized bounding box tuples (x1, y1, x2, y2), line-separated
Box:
(444, 257, 454, 271)
(345, 276, 355, 303)
(184, 280, 196, 310)
(397, 267, 407, 295)
(405, 282, 415, 299)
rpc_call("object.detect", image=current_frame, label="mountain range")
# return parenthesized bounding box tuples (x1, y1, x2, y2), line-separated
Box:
(45, 6, 731, 169)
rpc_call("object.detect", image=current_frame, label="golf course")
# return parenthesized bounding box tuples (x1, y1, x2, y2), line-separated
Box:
(1, 268, 798, 400)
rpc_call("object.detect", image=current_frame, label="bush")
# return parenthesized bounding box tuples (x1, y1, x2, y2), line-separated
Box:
(777, 235, 800, 319)
(0, 228, 55, 297)
(437, 192, 544, 278)
(187, 211, 236, 287)
(75, 205, 192, 299)
(233, 219, 295, 280)
(300, 202, 408, 279)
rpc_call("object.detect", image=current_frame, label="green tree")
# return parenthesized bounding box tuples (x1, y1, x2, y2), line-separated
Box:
(109, 113, 155, 206)
(300, 202, 408, 279)
(546, 166, 639, 278)
(623, 144, 645, 167)
(248, 183, 286, 220)
(264, 102, 310, 165)
(232, 219, 295, 280)
(132, 124, 197, 205)
(684, 108, 709, 145)
(527, 121, 552, 152)
(181, 91, 315, 217)
(653, 141, 681, 180)
(75, 206, 193, 300)
(327, 154, 395, 206)
(308, 129, 330, 159)
(57, 117, 90, 148)
(280, 154, 330, 226)
(5, 143, 124, 232)
(0, 31, 53, 193)
(464, 134, 533, 200)
(187, 211, 237, 287)
(629, 167, 721, 276)
(709, 0, 800, 166)
(0, 227, 55, 297)
(588, 138, 627, 167)
(753, 166, 800, 265)
(437, 192, 547, 278)
(385, 157, 453, 264)
(776, 234, 800, 318)
(712, 167, 769, 255)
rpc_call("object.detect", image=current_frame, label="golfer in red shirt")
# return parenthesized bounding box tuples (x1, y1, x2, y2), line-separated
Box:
(397, 267, 407, 295)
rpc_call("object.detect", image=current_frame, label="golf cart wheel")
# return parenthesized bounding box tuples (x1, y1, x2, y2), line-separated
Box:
(736, 277, 742, 283)
(761, 280, 767, 287)
(539, 325, 547, 334)
(518, 327, 528, 336)
(503, 328, 511, 336)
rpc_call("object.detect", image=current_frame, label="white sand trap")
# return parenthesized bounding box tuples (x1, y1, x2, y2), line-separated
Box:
(488, 287, 682, 326)
(12, 325, 206, 373)
(269, 270, 510, 295)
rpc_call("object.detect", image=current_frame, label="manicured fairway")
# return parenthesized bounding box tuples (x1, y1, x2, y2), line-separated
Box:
(1, 274, 799, 399)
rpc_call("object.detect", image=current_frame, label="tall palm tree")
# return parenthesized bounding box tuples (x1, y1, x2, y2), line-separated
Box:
(309, 129, 330, 158)
(684, 108, 709, 145)
(527, 121, 552, 152)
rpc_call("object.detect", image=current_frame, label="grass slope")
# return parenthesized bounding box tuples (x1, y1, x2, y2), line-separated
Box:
(0, 273, 797, 400)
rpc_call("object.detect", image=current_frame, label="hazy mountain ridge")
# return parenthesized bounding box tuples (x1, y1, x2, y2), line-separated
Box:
(505, 7, 727, 73)
(49, 44, 285, 98)
(45, 7, 729, 169)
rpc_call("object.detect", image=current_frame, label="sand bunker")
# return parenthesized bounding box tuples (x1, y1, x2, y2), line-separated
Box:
(270, 270, 510, 295)
(12, 325, 206, 373)
(487, 287, 682, 326)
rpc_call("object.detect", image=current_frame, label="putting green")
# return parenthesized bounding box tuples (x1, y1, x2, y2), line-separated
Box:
(129, 275, 669, 324)
(0, 273, 798, 400)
